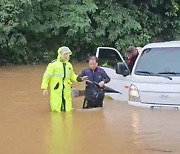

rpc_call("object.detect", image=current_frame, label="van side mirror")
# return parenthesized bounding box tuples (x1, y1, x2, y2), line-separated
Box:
(116, 62, 130, 76)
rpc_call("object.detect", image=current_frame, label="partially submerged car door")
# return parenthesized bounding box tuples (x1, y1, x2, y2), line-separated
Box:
(96, 47, 130, 101)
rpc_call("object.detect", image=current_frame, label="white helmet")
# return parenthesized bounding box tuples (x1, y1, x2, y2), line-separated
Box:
(58, 46, 72, 55)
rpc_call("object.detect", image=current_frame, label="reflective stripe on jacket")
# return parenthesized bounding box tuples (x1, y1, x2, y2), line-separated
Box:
(41, 60, 77, 112)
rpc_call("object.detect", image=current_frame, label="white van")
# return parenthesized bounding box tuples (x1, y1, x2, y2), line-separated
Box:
(96, 41, 180, 109)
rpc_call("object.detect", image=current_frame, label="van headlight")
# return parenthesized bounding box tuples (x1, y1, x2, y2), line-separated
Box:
(129, 85, 141, 102)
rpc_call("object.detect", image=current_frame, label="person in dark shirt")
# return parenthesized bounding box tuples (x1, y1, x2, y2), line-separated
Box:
(127, 46, 139, 72)
(77, 56, 110, 109)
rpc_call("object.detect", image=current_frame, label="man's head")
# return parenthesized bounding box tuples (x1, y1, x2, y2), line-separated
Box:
(87, 56, 99, 71)
(127, 46, 138, 58)
(58, 46, 72, 61)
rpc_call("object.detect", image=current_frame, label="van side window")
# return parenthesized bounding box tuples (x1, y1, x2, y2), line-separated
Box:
(98, 49, 123, 69)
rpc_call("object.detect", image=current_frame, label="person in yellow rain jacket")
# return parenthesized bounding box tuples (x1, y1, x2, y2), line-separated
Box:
(41, 46, 87, 112)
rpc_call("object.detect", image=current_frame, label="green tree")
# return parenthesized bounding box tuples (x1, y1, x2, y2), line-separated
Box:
(0, 0, 179, 64)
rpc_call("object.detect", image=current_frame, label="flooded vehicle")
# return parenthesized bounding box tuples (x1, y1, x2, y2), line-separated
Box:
(96, 41, 180, 109)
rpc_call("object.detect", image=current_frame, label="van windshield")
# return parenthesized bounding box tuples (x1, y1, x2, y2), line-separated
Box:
(135, 47, 180, 76)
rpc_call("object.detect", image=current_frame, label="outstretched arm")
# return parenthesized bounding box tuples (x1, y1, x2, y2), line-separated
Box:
(77, 70, 88, 82)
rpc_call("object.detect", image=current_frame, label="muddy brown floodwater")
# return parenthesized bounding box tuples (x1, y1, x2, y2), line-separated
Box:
(0, 63, 180, 154)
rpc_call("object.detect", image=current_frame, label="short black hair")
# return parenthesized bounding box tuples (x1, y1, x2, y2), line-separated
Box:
(86, 56, 99, 63)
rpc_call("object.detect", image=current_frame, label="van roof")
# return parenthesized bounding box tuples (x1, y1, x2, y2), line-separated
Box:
(144, 41, 180, 49)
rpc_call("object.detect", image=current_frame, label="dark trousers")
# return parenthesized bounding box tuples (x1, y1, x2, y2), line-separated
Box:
(82, 95, 104, 109)
(83, 86, 105, 109)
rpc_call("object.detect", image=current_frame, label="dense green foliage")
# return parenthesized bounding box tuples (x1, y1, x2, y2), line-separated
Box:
(0, 0, 179, 64)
